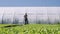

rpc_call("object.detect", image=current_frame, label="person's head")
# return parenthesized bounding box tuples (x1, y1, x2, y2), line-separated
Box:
(25, 13, 27, 15)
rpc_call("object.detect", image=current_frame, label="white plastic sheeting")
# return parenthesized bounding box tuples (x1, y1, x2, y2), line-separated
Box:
(0, 7, 60, 24)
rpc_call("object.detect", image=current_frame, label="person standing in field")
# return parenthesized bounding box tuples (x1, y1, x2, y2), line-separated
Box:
(24, 13, 28, 25)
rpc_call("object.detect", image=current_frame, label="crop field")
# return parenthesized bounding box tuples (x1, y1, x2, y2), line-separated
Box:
(0, 24, 60, 34)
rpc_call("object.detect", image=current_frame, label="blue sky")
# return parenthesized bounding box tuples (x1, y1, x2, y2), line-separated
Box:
(0, 0, 60, 7)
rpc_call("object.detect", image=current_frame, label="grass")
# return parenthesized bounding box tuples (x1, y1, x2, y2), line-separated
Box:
(0, 24, 60, 34)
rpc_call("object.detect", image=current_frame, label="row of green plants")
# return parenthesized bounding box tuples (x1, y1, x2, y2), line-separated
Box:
(0, 24, 60, 34)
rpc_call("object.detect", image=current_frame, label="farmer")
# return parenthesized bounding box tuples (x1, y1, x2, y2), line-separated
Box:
(24, 13, 28, 25)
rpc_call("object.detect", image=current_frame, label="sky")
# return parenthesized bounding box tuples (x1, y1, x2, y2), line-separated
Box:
(0, 0, 60, 24)
(0, 0, 60, 7)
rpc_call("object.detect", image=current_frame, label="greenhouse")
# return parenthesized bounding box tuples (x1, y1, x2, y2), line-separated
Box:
(0, 7, 60, 24)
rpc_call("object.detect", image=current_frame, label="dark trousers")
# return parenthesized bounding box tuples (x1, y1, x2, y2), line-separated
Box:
(25, 19, 28, 24)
